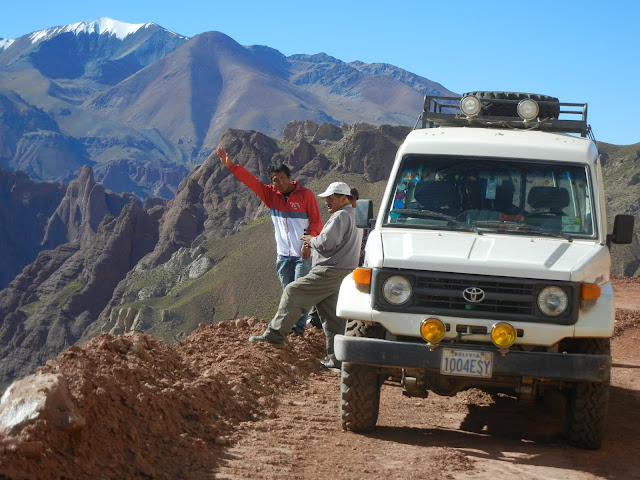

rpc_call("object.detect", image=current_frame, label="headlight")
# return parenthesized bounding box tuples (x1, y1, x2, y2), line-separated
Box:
(460, 95, 482, 117)
(517, 99, 539, 120)
(382, 275, 412, 305)
(537, 286, 569, 316)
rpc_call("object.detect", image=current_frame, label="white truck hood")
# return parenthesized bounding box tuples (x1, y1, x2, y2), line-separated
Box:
(378, 230, 610, 282)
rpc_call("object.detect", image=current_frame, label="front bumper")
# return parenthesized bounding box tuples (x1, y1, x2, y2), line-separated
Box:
(334, 335, 610, 382)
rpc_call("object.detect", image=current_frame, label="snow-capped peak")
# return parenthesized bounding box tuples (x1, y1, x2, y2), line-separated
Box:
(0, 38, 15, 51)
(29, 17, 154, 44)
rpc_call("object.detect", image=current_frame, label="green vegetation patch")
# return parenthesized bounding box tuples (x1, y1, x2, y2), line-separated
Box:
(54, 278, 86, 308)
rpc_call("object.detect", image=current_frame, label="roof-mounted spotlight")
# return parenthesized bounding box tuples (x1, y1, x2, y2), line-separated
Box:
(517, 99, 539, 120)
(460, 96, 482, 117)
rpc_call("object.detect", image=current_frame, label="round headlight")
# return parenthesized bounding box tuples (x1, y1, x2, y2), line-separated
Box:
(382, 275, 412, 305)
(537, 286, 569, 317)
(460, 96, 482, 116)
(517, 99, 539, 120)
(491, 322, 516, 348)
(420, 317, 446, 344)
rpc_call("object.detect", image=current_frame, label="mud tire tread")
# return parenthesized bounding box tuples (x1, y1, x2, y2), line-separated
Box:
(564, 338, 610, 449)
(339, 320, 384, 432)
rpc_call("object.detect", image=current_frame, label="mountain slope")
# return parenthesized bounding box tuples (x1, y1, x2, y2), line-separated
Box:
(0, 17, 457, 198)
(0, 169, 66, 288)
(87, 32, 348, 151)
(87, 33, 456, 155)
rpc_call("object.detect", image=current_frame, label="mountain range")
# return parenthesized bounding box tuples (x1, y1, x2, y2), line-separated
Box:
(0, 17, 453, 198)
(0, 18, 638, 393)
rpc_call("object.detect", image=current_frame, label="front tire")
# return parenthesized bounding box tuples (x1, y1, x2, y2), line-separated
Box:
(339, 321, 385, 432)
(563, 338, 611, 449)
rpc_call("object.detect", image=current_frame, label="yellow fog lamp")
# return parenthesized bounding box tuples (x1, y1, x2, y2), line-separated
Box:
(491, 322, 516, 348)
(460, 95, 482, 117)
(420, 317, 446, 344)
(517, 99, 539, 120)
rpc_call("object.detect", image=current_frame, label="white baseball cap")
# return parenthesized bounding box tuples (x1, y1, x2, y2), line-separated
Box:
(317, 181, 351, 197)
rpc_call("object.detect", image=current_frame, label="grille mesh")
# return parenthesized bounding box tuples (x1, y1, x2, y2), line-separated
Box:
(373, 270, 577, 324)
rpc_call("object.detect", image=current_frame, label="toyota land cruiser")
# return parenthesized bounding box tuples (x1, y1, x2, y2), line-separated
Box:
(334, 91, 634, 449)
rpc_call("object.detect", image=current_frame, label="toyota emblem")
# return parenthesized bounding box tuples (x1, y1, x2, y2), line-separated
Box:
(463, 287, 485, 303)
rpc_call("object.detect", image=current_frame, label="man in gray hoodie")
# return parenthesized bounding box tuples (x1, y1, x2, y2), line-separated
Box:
(249, 181, 361, 370)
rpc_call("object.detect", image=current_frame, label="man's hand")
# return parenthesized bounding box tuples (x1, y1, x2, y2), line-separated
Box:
(217, 146, 232, 167)
(300, 234, 313, 259)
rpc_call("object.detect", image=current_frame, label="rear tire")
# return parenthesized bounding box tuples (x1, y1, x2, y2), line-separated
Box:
(563, 338, 610, 449)
(462, 91, 560, 119)
(339, 320, 385, 432)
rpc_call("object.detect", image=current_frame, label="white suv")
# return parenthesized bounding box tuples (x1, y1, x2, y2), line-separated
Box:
(335, 91, 634, 449)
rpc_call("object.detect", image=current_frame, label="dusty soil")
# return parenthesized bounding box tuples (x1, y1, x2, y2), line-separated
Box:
(1, 276, 639, 480)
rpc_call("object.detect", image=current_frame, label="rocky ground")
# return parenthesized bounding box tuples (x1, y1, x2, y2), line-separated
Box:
(0, 276, 639, 480)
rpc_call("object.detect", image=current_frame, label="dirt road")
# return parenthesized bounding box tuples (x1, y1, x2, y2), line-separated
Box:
(215, 277, 640, 480)
(1, 278, 638, 479)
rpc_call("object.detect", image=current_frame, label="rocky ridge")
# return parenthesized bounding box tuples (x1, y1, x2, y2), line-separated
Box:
(0, 199, 163, 387)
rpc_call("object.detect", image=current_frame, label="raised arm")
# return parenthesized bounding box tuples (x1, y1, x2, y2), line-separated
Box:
(217, 146, 232, 168)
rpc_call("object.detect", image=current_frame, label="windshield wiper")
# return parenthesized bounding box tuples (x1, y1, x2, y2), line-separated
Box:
(392, 209, 480, 233)
(471, 220, 574, 241)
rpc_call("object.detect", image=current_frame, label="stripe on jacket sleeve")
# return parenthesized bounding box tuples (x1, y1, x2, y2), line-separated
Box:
(270, 208, 309, 220)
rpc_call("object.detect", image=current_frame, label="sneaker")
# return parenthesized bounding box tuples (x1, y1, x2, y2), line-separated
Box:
(248, 335, 285, 349)
(320, 359, 341, 372)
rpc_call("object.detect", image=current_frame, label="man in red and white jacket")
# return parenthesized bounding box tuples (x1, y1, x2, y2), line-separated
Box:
(216, 146, 322, 335)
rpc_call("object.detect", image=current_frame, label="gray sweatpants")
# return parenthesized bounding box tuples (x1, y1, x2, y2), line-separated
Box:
(264, 266, 351, 363)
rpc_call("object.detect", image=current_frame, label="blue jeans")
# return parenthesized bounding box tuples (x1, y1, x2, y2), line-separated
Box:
(276, 255, 312, 330)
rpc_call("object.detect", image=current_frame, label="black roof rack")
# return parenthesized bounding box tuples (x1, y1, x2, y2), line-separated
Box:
(416, 95, 592, 139)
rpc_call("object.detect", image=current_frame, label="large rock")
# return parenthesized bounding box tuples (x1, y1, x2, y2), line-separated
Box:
(0, 373, 85, 439)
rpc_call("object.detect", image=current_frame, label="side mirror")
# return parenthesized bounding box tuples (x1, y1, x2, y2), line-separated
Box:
(355, 199, 374, 228)
(607, 214, 635, 245)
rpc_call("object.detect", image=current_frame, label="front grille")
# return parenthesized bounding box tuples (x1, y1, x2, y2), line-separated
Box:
(372, 269, 578, 325)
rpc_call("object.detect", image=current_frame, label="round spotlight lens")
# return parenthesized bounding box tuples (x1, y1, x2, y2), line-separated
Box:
(382, 275, 412, 305)
(537, 286, 569, 317)
(460, 96, 482, 116)
(420, 317, 446, 343)
(491, 322, 517, 347)
(517, 99, 539, 120)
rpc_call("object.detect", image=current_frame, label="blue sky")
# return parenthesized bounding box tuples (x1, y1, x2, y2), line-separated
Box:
(1, 0, 638, 145)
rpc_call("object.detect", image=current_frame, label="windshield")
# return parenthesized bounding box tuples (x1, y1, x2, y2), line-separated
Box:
(383, 155, 595, 238)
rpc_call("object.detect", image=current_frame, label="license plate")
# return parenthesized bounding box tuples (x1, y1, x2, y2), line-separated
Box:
(440, 349, 493, 378)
